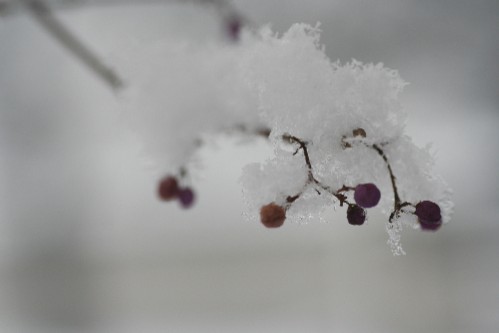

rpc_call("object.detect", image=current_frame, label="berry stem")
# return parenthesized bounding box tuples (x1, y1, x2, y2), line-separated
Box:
(283, 135, 314, 181)
(283, 133, 352, 207)
(343, 128, 410, 221)
(370, 144, 401, 210)
(368, 143, 414, 222)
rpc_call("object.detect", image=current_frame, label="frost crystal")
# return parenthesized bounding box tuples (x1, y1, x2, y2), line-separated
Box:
(386, 220, 406, 256)
(122, 23, 453, 253)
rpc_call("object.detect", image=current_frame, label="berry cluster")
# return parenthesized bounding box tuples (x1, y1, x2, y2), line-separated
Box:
(260, 183, 441, 231)
(345, 183, 381, 225)
(158, 175, 195, 209)
(156, 128, 442, 235)
(259, 183, 381, 228)
(258, 129, 442, 231)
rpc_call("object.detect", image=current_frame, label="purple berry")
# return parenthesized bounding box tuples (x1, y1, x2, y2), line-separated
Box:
(158, 176, 179, 201)
(415, 200, 442, 231)
(225, 16, 241, 41)
(178, 187, 195, 208)
(347, 204, 366, 225)
(354, 183, 381, 208)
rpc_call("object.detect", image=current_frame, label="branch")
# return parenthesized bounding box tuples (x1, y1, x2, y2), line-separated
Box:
(367, 143, 414, 222)
(343, 127, 414, 221)
(24, 0, 124, 90)
(370, 144, 400, 209)
(1, 0, 238, 15)
(1, 0, 248, 90)
(284, 135, 313, 181)
(283, 133, 352, 207)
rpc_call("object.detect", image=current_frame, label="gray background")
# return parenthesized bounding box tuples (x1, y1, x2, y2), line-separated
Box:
(0, 0, 498, 332)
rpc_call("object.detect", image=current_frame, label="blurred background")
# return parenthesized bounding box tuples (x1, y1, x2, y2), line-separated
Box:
(0, 0, 498, 332)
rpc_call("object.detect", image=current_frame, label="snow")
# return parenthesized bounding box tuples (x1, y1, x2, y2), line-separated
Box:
(121, 23, 453, 253)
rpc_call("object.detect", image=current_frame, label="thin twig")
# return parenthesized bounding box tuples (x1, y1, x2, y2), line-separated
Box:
(285, 135, 313, 179)
(343, 128, 410, 221)
(24, 0, 124, 90)
(284, 133, 352, 207)
(371, 144, 401, 209)
(3, 0, 247, 90)
(368, 143, 414, 221)
(1, 0, 213, 15)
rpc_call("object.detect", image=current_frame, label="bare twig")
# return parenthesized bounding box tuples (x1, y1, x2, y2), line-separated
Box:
(1, 0, 238, 15)
(283, 133, 353, 207)
(342, 128, 412, 221)
(1, 0, 248, 90)
(370, 144, 400, 209)
(24, 0, 124, 90)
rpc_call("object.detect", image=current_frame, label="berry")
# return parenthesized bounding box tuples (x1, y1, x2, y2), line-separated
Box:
(158, 176, 179, 201)
(415, 200, 442, 231)
(352, 128, 367, 138)
(347, 204, 366, 225)
(354, 183, 381, 208)
(225, 16, 242, 41)
(178, 187, 195, 208)
(260, 203, 286, 228)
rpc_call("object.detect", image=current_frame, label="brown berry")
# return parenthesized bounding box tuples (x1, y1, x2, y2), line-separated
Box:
(260, 203, 286, 228)
(353, 128, 367, 138)
(158, 176, 179, 201)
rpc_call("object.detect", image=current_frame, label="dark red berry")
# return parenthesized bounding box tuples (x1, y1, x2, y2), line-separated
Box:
(415, 200, 442, 231)
(347, 204, 366, 225)
(178, 187, 195, 208)
(260, 203, 286, 228)
(158, 176, 179, 201)
(225, 16, 241, 41)
(354, 183, 381, 208)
